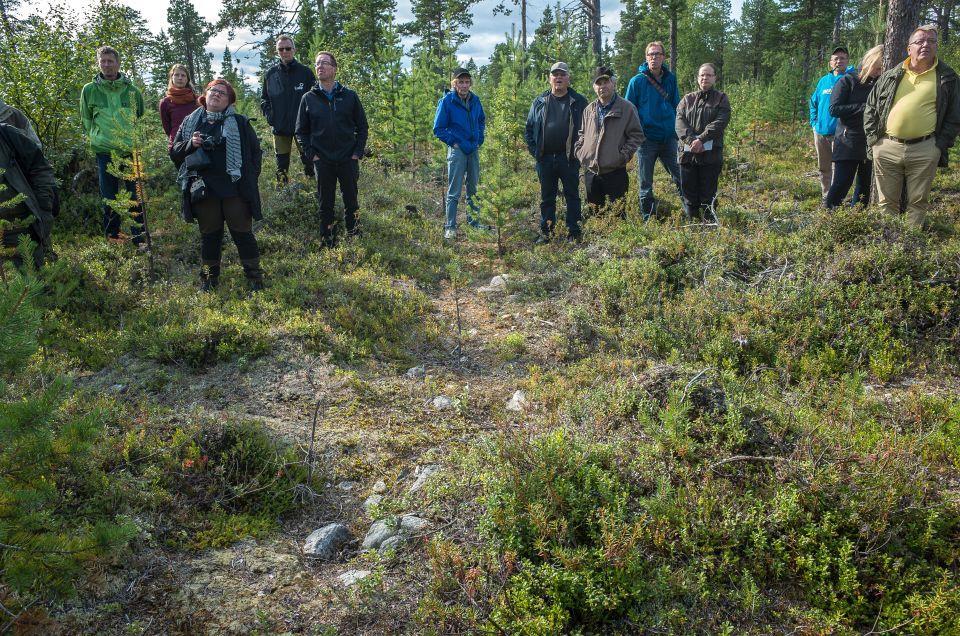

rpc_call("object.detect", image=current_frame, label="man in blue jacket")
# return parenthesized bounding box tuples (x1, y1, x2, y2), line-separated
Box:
(809, 46, 850, 198)
(624, 41, 682, 220)
(524, 62, 588, 243)
(434, 68, 486, 240)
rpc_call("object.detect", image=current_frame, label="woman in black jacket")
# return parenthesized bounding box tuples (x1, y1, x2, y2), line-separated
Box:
(171, 79, 264, 292)
(825, 45, 883, 209)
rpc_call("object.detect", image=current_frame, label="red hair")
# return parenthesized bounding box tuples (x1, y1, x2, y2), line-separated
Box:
(198, 78, 237, 108)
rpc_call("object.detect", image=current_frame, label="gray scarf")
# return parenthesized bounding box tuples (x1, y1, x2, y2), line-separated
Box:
(177, 104, 243, 190)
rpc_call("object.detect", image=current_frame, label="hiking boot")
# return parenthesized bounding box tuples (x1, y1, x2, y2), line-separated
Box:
(534, 232, 551, 245)
(199, 264, 220, 292)
(248, 278, 265, 293)
(443, 228, 456, 240)
(566, 232, 583, 244)
(467, 218, 492, 231)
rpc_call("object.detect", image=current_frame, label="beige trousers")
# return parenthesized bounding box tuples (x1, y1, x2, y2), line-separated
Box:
(872, 137, 940, 228)
(813, 132, 833, 196)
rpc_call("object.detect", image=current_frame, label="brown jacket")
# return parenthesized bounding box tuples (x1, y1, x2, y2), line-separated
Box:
(575, 95, 645, 175)
(675, 88, 730, 165)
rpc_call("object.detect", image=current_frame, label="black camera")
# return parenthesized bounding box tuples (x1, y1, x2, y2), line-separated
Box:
(199, 134, 217, 151)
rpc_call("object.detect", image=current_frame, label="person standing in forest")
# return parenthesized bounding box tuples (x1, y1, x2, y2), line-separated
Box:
(576, 66, 646, 216)
(260, 35, 315, 186)
(79, 45, 146, 245)
(296, 51, 369, 246)
(624, 41, 682, 220)
(0, 98, 40, 147)
(524, 62, 588, 243)
(159, 64, 199, 151)
(825, 45, 883, 209)
(434, 67, 487, 240)
(865, 25, 960, 228)
(0, 123, 56, 270)
(675, 63, 730, 221)
(809, 46, 851, 199)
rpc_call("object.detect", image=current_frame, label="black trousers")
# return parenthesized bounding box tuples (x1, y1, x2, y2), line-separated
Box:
(193, 196, 262, 281)
(680, 161, 722, 219)
(315, 158, 359, 235)
(584, 167, 629, 215)
(825, 159, 872, 209)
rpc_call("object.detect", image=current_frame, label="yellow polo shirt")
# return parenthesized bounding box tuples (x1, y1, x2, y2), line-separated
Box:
(886, 58, 938, 139)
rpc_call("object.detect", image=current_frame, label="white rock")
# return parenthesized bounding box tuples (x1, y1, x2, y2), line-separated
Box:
(489, 274, 510, 289)
(336, 481, 359, 491)
(372, 480, 387, 494)
(405, 366, 426, 379)
(302, 523, 351, 560)
(362, 518, 398, 550)
(338, 569, 371, 587)
(506, 390, 529, 412)
(363, 494, 383, 512)
(408, 464, 441, 494)
(431, 396, 454, 410)
(399, 515, 432, 534)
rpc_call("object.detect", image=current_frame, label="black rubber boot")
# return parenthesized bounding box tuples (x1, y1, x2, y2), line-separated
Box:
(276, 153, 291, 187)
(199, 263, 220, 292)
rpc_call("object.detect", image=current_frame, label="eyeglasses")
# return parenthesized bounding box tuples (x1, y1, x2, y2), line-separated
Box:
(646, 52, 664, 58)
(278, 46, 293, 52)
(909, 39, 937, 47)
(207, 88, 227, 97)
(316, 60, 336, 67)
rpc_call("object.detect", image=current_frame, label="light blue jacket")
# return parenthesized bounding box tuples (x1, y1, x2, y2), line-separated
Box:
(809, 66, 855, 136)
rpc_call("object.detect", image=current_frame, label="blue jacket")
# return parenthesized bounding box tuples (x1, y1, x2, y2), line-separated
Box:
(809, 66, 855, 135)
(624, 63, 680, 143)
(433, 90, 485, 155)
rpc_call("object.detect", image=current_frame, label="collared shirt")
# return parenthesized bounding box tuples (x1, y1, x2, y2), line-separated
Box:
(597, 95, 616, 129)
(887, 58, 938, 139)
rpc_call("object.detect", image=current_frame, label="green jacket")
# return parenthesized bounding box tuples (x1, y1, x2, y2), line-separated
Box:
(0, 123, 56, 241)
(864, 59, 960, 167)
(79, 73, 145, 155)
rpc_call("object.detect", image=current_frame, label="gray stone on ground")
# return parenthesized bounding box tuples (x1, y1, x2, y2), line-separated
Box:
(372, 480, 387, 494)
(336, 481, 359, 491)
(408, 464, 441, 494)
(378, 535, 406, 552)
(363, 494, 383, 512)
(338, 569, 371, 587)
(362, 518, 399, 550)
(405, 365, 426, 379)
(431, 396, 454, 410)
(302, 523, 351, 560)
(400, 514, 432, 534)
(506, 389, 529, 412)
(478, 273, 511, 294)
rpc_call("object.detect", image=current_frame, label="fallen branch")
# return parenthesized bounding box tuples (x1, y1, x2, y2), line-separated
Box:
(708, 455, 793, 471)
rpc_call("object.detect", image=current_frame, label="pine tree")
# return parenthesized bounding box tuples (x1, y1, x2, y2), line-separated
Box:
(166, 0, 214, 87)
(220, 46, 243, 89)
(402, 0, 478, 60)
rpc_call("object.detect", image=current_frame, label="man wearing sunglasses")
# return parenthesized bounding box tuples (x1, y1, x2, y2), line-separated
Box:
(865, 24, 960, 228)
(260, 35, 315, 186)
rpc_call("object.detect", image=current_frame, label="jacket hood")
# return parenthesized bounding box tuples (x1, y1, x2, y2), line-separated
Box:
(0, 98, 12, 120)
(639, 62, 672, 75)
(311, 81, 342, 96)
(94, 72, 133, 87)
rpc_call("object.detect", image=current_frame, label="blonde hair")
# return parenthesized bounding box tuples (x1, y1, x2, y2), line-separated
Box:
(646, 41, 665, 55)
(167, 63, 197, 92)
(859, 45, 884, 83)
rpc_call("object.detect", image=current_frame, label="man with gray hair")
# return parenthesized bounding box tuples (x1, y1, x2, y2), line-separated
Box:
(261, 34, 315, 185)
(865, 24, 960, 227)
(524, 62, 588, 243)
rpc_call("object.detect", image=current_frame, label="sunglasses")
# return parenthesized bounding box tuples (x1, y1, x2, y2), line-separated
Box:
(278, 46, 293, 52)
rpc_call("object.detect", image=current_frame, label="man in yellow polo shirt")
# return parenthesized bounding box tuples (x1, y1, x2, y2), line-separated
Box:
(864, 24, 960, 227)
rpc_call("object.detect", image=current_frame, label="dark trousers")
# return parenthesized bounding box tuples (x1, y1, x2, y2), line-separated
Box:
(193, 196, 262, 281)
(315, 158, 360, 236)
(680, 161, 722, 219)
(825, 159, 872, 209)
(584, 167, 629, 215)
(536, 154, 582, 236)
(96, 153, 144, 242)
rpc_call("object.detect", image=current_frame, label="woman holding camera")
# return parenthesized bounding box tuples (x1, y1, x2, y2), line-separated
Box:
(159, 64, 198, 150)
(170, 78, 265, 292)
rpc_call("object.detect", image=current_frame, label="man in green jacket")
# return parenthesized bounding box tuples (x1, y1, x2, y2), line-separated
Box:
(0, 123, 56, 269)
(79, 45, 146, 244)
(864, 24, 960, 227)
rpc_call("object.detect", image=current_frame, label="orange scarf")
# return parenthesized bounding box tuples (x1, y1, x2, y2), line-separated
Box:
(166, 86, 197, 105)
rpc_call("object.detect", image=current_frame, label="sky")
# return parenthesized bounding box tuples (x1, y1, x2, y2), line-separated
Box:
(47, 0, 741, 79)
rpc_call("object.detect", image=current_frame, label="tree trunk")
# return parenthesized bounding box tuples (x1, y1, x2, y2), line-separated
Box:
(832, 0, 843, 43)
(883, 0, 923, 71)
(933, 0, 954, 43)
(521, 0, 527, 50)
(579, 0, 601, 59)
(669, 6, 678, 74)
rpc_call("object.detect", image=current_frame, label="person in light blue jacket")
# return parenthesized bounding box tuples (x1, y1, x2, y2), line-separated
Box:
(433, 67, 487, 240)
(809, 46, 852, 198)
(624, 41, 682, 220)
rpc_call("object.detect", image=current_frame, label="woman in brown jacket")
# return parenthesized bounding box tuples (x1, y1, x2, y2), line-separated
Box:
(675, 63, 731, 221)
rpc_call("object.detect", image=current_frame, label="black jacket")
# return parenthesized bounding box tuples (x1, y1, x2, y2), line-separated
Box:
(0, 123, 55, 241)
(169, 112, 264, 222)
(295, 82, 369, 164)
(260, 59, 315, 136)
(524, 89, 588, 160)
(829, 73, 876, 163)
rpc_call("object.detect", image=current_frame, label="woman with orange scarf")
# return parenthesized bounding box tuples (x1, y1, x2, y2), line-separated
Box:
(159, 64, 199, 149)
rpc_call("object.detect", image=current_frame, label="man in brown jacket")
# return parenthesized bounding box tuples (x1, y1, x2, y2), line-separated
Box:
(575, 66, 646, 216)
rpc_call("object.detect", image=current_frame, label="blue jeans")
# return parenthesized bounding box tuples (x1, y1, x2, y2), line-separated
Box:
(536, 154, 582, 236)
(637, 137, 682, 219)
(445, 146, 480, 229)
(96, 152, 144, 242)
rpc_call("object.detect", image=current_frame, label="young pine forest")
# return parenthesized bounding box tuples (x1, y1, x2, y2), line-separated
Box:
(0, 0, 959, 633)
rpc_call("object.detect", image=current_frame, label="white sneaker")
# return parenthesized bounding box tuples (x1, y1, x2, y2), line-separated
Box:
(444, 228, 456, 240)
